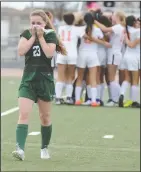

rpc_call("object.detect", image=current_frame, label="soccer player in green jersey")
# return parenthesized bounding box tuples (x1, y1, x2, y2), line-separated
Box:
(12, 10, 66, 161)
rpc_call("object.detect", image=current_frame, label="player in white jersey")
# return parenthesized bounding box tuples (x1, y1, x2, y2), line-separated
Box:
(75, 12, 111, 107)
(94, 11, 126, 106)
(55, 13, 84, 104)
(94, 13, 112, 105)
(119, 16, 140, 108)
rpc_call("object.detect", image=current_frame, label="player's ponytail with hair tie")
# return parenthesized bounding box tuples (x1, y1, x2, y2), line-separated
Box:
(84, 12, 94, 38)
(125, 15, 137, 40)
(125, 23, 130, 40)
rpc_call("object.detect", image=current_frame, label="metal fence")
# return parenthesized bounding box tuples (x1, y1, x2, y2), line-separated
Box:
(1, 36, 19, 61)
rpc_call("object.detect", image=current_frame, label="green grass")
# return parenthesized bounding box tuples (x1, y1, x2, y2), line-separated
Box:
(1, 77, 140, 171)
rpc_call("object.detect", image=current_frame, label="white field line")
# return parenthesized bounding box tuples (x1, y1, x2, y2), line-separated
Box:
(28, 132, 40, 136)
(1, 107, 19, 117)
(2, 141, 140, 153)
(103, 135, 114, 139)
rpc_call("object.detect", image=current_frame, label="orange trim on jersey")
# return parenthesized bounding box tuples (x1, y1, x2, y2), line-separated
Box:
(68, 31, 71, 41)
(61, 30, 65, 41)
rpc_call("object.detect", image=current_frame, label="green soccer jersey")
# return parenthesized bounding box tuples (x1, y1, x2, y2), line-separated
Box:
(20, 29, 57, 81)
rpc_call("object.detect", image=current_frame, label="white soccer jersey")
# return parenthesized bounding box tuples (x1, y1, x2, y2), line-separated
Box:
(109, 24, 125, 53)
(77, 26, 103, 68)
(125, 27, 140, 54)
(135, 28, 140, 54)
(123, 27, 140, 71)
(58, 25, 84, 58)
(79, 26, 104, 52)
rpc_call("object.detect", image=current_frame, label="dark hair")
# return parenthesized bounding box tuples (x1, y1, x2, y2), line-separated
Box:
(84, 12, 94, 38)
(126, 15, 137, 39)
(137, 17, 140, 22)
(63, 13, 75, 25)
(90, 9, 102, 22)
(98, 15, 112, 27)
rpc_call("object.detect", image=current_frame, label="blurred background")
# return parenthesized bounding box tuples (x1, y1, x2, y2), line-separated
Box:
(1, 1, 140, 68)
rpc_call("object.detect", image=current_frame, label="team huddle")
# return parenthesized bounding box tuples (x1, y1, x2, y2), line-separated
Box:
(55, 9, 140, 108)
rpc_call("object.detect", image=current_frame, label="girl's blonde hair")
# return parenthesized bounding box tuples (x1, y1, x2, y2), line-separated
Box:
(115, 11, 126, 26)
(30, 10, 67, 55)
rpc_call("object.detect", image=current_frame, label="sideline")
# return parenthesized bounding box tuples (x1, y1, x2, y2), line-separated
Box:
(1, 107, 19, 116)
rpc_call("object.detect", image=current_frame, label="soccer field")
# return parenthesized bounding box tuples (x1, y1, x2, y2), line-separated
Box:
(1, 77, 140, 171)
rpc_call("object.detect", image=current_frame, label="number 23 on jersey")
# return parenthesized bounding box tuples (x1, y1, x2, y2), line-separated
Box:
(33, 45, 41, 57)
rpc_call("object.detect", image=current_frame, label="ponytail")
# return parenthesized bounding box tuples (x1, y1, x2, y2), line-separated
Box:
(126, 24, 130, 40)
(125, 15, 137, 40)
(84, 13, 94, 38)
(86, 23, 93, 37)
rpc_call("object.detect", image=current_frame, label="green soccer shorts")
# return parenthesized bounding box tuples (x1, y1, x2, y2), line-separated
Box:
(19, 79, 55, 103)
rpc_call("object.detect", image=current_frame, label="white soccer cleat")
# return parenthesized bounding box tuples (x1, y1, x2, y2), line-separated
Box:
(41, 148, 50, 159)
(105, 101, 118, 107)
(12, 147, 25, 161)
(66, 97, 74, 105)
(55, 98, 61, 105)
(82, 100, 91, 106)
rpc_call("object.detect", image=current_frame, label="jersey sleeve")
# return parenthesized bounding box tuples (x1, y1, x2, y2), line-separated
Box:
(112, 24, 121, 35)
(20, 30, 31, 40)
(136, 29, 140, 39)
(44, 31, 58, 44)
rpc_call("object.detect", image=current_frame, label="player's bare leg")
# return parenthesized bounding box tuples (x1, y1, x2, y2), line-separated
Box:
(119, 69, 125, 86)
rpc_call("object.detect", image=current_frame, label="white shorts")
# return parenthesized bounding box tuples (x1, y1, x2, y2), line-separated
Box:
(119, 57, 126, 70)
(124, 52, 140, 71)
(107, 51, 122, 66)
(138, 55, 140, 70)
(77, 50, 100, 68)
(98, 47, 107, 66)
(56, 54, 77, 65)
(51, 56, 56, 68)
